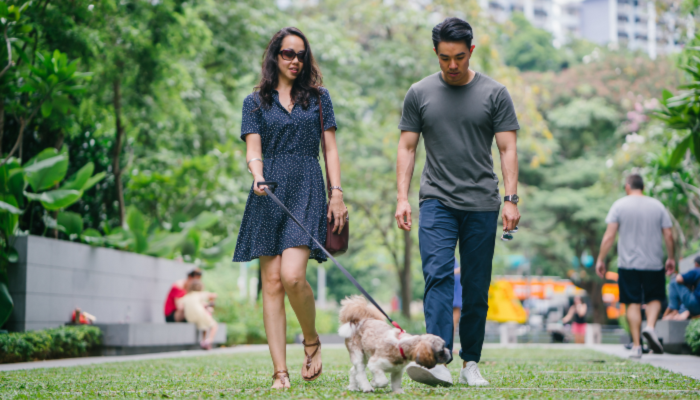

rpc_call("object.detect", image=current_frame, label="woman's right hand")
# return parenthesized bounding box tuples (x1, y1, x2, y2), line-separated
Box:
(253, 175, 268, 196)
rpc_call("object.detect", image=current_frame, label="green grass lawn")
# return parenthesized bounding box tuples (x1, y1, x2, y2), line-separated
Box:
(0, 347, 698, 399)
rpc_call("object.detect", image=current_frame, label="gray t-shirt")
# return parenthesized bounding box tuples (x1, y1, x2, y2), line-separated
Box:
(398, 72, 520, 211)
(605, 195, 673, 271)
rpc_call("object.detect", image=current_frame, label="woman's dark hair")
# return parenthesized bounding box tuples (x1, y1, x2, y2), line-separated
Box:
(432, 17, 473, 51)
(255, 27, 322, 110)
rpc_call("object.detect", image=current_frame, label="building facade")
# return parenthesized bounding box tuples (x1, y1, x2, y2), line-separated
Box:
(482, 0, 689, 58)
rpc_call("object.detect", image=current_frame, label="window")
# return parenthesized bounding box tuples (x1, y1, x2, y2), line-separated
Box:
(534, 8, 547, 16)
(618, 15, 629, 22)
(618, 31, 629, 38)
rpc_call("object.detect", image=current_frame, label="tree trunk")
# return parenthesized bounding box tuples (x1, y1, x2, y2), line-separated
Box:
(399, 228, 412, 319)
(112, 77, 125, 226)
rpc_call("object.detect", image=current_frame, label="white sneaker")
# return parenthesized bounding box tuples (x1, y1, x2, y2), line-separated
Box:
(405, 363, 453, 387)
(642, 326, 664, 354)
(459, 361, 489, 386)
(629, 346, 642, 359)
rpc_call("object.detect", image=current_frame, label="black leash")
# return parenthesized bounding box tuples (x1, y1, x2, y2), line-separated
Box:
(257, 181, 404, 332)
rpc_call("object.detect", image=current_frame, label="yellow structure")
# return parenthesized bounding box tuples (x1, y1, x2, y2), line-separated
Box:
(486, 280, 528, 324)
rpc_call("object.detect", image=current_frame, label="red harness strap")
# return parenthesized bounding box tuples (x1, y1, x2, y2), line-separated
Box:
(397, 329, 407, 360)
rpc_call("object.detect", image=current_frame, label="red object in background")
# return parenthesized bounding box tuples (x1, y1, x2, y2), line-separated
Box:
(391, 295, 400, 312)
(164, 284, 187, 316)
(71, 309, 91, 324)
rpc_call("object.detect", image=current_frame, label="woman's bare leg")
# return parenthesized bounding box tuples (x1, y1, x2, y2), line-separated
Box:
(280, 246, 321, 380)
(260, 255, 290, 388)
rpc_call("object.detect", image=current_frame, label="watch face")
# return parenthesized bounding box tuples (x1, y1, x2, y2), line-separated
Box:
(512, 194, 519, 203)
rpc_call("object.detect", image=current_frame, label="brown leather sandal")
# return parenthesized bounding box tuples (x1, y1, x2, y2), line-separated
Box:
(302, 337, 322, 382)
(271, 369, 289, 389)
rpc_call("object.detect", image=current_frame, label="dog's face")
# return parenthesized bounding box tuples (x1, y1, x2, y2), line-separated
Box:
(412, 334, 451, 369)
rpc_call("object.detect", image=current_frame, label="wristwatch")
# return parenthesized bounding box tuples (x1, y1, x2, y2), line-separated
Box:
(504, 194, 519, 204)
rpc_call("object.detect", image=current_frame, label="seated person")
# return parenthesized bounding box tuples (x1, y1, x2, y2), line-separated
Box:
(182, 279, 219, 350)
(164, 268, 202, 323)
(663, 256, 700, 321)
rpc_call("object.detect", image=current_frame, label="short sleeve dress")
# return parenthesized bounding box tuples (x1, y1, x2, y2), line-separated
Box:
(233, 88, 337, 263)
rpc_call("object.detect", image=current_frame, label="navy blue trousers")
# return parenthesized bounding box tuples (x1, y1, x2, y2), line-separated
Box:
(418, 199, 498, 363)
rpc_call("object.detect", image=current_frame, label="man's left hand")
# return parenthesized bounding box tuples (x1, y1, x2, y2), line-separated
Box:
(665, 258, 676, 276)
(502, 202, 520, 232)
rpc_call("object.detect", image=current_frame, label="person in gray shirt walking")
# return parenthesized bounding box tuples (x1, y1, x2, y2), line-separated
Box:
(596, 174, 675, 358)
(395, 17, 520, 387)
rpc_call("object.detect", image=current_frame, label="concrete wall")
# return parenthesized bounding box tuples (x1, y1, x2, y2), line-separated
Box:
(6, 235, 192, 332)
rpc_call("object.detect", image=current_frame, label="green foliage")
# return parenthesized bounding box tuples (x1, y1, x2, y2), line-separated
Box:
(656, 36, 700, 167)
(685, 319, 700, 355)
(0, 325, 101, 363)
(503, 13, 562, 72)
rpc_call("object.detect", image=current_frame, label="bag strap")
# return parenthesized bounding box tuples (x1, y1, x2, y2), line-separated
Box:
(318, 93, 332, 200)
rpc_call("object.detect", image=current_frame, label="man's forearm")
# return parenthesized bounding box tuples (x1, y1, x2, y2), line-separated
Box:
(597, 236, 614, 263)
(500, 147, 518, 195)
(396, 147, 416, 201)
(664, 230, 675, 259)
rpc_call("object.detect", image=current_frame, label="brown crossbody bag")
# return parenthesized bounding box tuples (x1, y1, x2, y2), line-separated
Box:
(319, 99, 349, 255)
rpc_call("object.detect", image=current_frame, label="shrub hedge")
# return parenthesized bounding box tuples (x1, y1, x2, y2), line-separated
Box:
(685, 319, 700, 355)
(0, 325, 101, 363)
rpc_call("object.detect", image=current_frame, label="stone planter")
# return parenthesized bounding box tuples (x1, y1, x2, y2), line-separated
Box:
(6, 235, 191, 332)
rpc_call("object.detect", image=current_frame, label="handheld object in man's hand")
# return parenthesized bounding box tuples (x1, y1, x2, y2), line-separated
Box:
(500, 226, 519, 241)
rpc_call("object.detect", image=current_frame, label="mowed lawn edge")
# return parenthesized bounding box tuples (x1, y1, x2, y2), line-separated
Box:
(0, 348, 698, 399)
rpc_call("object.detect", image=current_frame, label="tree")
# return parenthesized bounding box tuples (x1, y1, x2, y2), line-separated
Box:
(502, 13, 562, 72)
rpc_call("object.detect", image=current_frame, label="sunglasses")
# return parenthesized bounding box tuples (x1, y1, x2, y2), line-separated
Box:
(279, 48, 306, 61)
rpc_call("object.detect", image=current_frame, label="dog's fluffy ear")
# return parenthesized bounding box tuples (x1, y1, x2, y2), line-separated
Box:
(413, 339, 437, 369)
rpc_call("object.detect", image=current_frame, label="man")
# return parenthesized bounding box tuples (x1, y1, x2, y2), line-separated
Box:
(662, 256, 700, 321)
(596, 174, 675, 358)
(395, 17, 520, 387)
(165, 268, 204, 322)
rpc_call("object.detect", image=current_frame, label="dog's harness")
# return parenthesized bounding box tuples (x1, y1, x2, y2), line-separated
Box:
(397, 330, 407, 360)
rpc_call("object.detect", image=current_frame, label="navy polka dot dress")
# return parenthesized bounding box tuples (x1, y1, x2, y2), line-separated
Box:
(233, 88, 337, 264)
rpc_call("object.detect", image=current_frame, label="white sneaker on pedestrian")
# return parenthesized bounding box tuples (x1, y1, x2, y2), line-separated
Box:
(642, 326, 664, 354)
(405, 363, 453, 387)
(629, 346, 642, 359)
(459, 361, 489, 386)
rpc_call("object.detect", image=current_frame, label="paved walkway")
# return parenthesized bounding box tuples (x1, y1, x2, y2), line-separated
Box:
(1, 343, 698, 380)
(0, 344, 347, 372)
(590, 344, 700, 380)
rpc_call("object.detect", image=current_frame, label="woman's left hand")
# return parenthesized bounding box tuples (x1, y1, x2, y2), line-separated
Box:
(328, 192, 348, 234)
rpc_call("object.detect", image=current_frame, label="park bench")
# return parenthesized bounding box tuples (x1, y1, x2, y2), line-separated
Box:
(96, 323, 227, 355)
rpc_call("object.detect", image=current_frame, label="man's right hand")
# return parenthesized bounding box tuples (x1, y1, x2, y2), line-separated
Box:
(665, 258, 676, 276)
(395, 199, 412, 231)
(595, 260, 606, 279)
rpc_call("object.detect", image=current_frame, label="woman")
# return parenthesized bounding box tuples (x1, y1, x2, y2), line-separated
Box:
(562, 296, 588, 344)
(233, 27, 347, 389)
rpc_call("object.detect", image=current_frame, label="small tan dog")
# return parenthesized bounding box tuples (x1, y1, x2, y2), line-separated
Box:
(338, 296, 451, 393)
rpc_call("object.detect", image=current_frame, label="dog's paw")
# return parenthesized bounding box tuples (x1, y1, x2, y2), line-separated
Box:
(360, 384, 374, 393)
(371, 378, 389, 388)
(392, 388, 405, 394)
(347, 384, 360, 392)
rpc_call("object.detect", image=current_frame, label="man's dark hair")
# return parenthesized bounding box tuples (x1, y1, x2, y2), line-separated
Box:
(432, 17, 473, 51)
(626, 174, 644, 191)
(187, 268, 202, 278)
(694, 255, 700, 265)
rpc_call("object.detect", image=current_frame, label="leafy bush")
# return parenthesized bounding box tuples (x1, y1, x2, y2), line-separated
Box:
(0, 325, 101, 363)
(685, 319, 700, 355)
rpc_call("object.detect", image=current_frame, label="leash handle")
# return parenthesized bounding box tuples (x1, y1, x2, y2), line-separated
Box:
(257, 181, 278, 191)
(260, 184, 401, 331)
